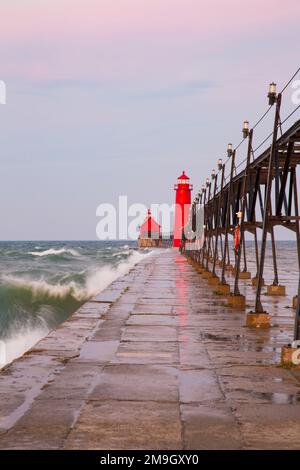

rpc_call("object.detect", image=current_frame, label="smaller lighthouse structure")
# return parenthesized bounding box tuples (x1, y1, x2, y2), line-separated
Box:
(173, 171, 193, 248)
(138, 209, 162, 248)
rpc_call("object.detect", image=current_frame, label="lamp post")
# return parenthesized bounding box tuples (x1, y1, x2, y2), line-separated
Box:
(221, 147, 236, 284)
(212, 158, 225, 276)
(233, 125, 253, 297)
(200, 184, 208, 267)
(254, 84, 282, 314)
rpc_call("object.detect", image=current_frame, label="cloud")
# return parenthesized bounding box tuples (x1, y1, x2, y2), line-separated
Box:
(134, 79, 216, 100)
(34, 78, 104, 90)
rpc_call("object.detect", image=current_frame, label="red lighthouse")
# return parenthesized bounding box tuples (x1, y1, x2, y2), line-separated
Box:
(138, 209, 162, 248)
(173, 171, 193, 248)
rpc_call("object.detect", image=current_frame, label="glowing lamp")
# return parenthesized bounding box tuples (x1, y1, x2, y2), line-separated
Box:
(217, 158, 223, 170)
(211, 169, 216, 180)
(227, 143, 233, 157)
(268, 82, 277, 105)
(242, 120, 249, 138)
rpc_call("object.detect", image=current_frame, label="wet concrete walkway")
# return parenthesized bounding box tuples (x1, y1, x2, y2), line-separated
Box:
(0, 251, 300, 449)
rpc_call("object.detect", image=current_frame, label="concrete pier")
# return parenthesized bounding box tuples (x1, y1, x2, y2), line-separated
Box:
(1, 251, 300, 450)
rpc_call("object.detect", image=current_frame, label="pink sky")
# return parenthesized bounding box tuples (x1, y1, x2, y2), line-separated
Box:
(1, 0, 299, 38)
(1, 0, 299, 81)
(0, 0, 299, 238)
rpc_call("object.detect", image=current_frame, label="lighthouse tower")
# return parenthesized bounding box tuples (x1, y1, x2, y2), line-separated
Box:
(173, 171, 193, 248)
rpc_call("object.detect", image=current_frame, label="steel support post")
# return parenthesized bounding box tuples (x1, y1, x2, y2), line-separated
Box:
(293, 169, 300, 340)
(233, 130, 253, 295)
(221, 150, 236, 284)
(212, 165, 225, 276)
(205, 183, 212, 270)
(255, 94, 282, 313)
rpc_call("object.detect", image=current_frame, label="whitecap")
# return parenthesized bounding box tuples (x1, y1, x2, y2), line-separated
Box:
(28, 248, 80, 257)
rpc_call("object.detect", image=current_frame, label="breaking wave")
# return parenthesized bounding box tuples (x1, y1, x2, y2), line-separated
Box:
(3, 250, 150, 304)
(28, 247, 80, 257)
(3, 250, 148, 303)
(0, 249, 151, 367)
